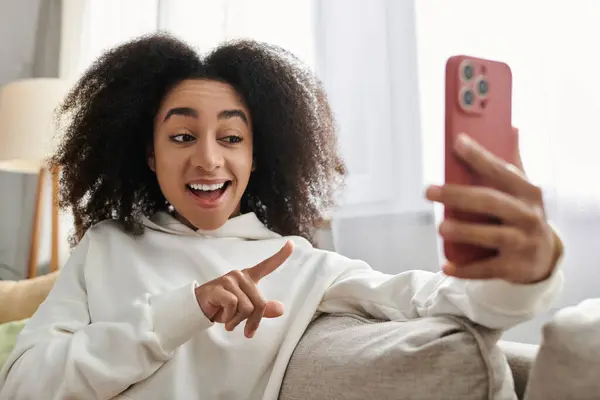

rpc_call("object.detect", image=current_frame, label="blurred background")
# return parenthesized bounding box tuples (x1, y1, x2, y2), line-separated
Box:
(1, 0, 598, 344)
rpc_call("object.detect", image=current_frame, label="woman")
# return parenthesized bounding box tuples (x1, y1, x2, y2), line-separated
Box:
(0, 33, 563, 399)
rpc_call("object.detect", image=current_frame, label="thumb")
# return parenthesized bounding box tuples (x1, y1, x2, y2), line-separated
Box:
(201, 302, 221, 322)
(263, 300, 284, 318)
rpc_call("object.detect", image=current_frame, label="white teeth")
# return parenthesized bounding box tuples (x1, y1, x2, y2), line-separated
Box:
(188, 182, 226, 191)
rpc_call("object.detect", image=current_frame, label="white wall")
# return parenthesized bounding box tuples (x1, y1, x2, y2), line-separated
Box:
(329, 211, 440, 274)
(0, 0, 42, 83)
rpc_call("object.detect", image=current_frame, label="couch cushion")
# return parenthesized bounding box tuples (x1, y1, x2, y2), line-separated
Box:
(525, 298, 600, 400)
(0, 271, 58, 324)
(280, 313, 516, 400)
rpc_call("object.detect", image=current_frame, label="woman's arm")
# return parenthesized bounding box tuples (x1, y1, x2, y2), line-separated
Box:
(317, 252, 562, 330)
(0, 234, 212, 400)
(319, 131, 566, 329)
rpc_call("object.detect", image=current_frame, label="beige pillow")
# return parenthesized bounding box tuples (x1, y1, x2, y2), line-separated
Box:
(0, 271, 59, 324)
(525, 299, 600, 400)
(281, 314, 516, 400)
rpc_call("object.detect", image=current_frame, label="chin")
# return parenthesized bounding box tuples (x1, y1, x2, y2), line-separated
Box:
(176, 180, 244, 231)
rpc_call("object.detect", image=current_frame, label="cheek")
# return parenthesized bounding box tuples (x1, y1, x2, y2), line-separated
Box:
(241, 148, 254, 177)
(153, 143, 184, 184)
(231, 149, 254, 184)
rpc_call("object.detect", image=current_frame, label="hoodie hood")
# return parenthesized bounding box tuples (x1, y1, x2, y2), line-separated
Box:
(141, 211, 281, 241)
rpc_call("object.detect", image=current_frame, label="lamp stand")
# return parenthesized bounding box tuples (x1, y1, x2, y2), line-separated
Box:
(26, 166, 60, 278)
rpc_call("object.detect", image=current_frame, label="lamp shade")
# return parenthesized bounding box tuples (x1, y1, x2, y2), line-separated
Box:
(0, 78, 69, 173)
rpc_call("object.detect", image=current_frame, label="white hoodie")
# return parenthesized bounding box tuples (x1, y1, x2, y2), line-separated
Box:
(0, 212, 562, 400)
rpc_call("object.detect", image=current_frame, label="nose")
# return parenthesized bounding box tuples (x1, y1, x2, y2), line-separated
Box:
(190, 138, 223, 172)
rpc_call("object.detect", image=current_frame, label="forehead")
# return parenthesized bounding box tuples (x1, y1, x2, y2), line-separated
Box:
(157, 79, 247, 118)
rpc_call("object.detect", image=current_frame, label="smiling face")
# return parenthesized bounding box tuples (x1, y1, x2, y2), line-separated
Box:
(150, 79, 254, 230)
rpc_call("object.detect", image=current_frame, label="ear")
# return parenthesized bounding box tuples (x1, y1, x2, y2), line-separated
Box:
(148, 152, 156, 172)
(251, 157, 257, 172)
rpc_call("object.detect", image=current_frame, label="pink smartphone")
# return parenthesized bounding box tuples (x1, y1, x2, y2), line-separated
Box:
(444, 55, 517, 265)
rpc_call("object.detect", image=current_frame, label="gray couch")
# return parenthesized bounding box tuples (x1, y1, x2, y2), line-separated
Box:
(281, 314, 538, 400)
(282, 301, 600, 399)
(496, 340, 538, 399)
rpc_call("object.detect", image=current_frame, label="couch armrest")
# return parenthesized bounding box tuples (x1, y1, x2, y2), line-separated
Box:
(282, 314, 517, 400)
(499, 340, 538, 399)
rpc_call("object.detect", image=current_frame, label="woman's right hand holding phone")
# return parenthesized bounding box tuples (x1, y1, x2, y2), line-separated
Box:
(194, 241, 294, 338)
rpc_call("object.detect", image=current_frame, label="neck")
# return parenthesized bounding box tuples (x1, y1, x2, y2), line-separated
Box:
(171, 209, 242, 231)
(172, 211, 197, 230)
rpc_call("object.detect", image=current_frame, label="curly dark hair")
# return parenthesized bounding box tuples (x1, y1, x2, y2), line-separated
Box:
(50, 33, 346, 244)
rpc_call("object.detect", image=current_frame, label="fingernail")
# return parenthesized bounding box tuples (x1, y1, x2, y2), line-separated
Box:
(245, 326, 256, 338)
(245, 322, 258, 337)
(455, 133, 472, 154)
(439, 221, 453, 235)
(426, 185, 442, 199)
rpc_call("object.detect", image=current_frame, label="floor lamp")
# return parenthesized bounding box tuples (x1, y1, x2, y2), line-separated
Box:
(0, 78, 68, 279)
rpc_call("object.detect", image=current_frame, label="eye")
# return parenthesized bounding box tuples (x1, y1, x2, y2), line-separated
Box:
(170, 133, 195, 143)
(221, 135, 243, 144)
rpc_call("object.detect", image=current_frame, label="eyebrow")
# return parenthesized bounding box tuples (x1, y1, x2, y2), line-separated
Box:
(163, 107, 197, 121)
(163, 107, 248, 125)
(218, 109, 248, 125)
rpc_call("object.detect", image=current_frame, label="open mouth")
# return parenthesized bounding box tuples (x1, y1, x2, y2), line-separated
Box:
(186, 181, 232, 206)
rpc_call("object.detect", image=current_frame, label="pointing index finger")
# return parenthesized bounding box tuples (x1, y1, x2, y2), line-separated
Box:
(246, 240, 294, 283)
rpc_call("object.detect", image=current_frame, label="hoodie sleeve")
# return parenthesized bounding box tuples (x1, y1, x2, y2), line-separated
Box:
(317, 252, 563, 330)
(0, 233, 213, 400)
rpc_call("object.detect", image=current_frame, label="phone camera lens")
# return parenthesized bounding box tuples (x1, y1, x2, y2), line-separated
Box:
(463, 89, 474, 106)
(478, 78, 488, 95)
(463, 64, 474, 81)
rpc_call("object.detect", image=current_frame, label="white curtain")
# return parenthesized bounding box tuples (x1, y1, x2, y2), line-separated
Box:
(415, 0, 600, 343)
(60, 0, 159, 80)
(315, 0, 440, 274)
(60, 0, 314, 79)
(159, 0, 315, 66)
